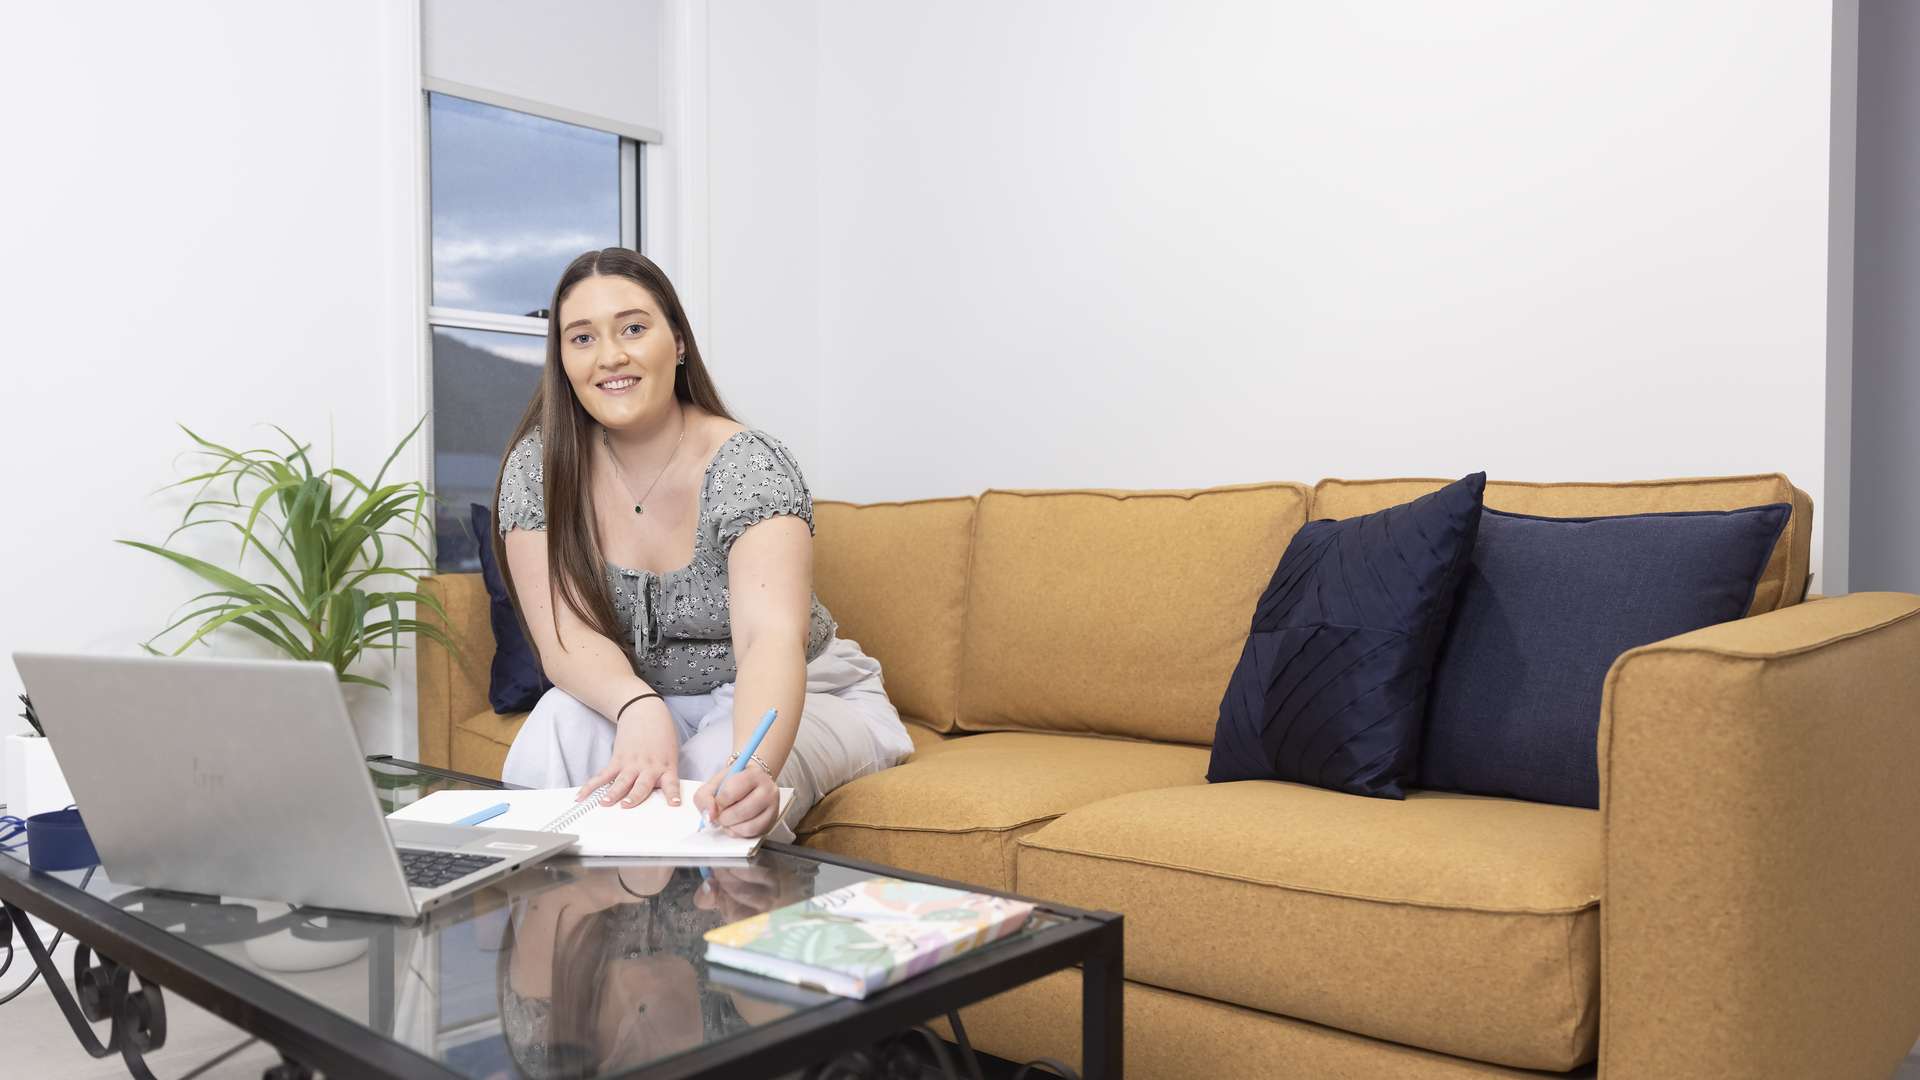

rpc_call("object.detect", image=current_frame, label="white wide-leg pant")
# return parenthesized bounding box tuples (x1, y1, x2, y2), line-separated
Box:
(499, 635, 913, 842)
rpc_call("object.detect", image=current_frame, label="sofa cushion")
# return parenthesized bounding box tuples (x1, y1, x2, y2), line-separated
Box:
(958, 483, 1310, 743)
(1208, 473, 1484, 798)
(1313, 474, 1813, 615)
(1422, 503, 1791, 809)
(900, 717, 955, 757)
(452, 707, 523, 780)
(1015, 781, 1601, 1072)
(795, 732, 1210, 891)
(469, 503, 552, 714)
(814, 498, 976, 732)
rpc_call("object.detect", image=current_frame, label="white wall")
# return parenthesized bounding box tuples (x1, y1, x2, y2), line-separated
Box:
(790, 0, 1844, 585)
(703, 2, 825, 470)
(0, 2, 425, 762)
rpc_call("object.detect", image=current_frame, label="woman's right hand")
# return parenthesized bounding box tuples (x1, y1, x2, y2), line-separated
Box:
(578, 701, 682, 808)
(692, 864, 784, 924)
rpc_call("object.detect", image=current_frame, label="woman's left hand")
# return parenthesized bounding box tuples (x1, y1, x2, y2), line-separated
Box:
(694, 765, 779, 838)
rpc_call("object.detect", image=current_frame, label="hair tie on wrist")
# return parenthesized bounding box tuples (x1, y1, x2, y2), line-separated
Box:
(616, 693, 663, 723)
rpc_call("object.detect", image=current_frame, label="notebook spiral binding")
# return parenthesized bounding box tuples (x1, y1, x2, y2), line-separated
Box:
(540, 783, 613, 833)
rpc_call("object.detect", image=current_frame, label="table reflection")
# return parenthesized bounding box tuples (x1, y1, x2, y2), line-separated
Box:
(495, 860, 820, 1079)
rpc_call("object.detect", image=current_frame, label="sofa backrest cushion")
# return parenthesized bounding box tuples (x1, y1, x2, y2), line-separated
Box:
(1312, 475, 1814, 615)
(813, 497, 976, 732)
(958, 483, 1310, 744)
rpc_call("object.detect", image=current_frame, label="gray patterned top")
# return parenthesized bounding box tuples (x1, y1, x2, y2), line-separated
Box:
(496, 425, 836, 694)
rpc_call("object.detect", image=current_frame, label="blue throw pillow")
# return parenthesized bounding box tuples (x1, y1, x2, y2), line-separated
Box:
(469, 503, 552, 715)
(1419, 503, 1791, 809)
(1207, 473, 1486, 798)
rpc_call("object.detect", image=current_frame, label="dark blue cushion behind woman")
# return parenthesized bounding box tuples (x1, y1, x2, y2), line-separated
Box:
(471, 502, 553, 714)
(1207, 472, 1485, 798)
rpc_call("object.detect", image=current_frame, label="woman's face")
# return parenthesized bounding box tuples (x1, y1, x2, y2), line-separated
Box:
(557, 273, 682, 432)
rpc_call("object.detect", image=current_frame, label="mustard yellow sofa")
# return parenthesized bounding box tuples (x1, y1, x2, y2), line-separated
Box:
(417, 474, 1920, 1079)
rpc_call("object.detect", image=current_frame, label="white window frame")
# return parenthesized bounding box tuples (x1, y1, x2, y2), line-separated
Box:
(419, 81, 653, 501)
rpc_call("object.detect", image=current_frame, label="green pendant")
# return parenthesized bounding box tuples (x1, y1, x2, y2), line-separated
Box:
(634, 505, 644, 515)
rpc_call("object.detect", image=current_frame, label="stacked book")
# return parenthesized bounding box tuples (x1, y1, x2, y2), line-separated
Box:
(703, 877, 1036, 999)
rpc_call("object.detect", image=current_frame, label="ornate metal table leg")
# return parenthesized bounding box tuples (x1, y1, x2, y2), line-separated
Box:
(800, 1015, 983, 1079)
(4, 901, 121, 1058)
(264, 1053, 317, 1080)
(941, 1010, 988, 1080)
(3, 900, 172, 1078)
(111, 962, 169, 1080)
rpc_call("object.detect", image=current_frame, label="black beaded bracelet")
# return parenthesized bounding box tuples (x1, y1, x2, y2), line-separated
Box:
(614, 693, 663, 723)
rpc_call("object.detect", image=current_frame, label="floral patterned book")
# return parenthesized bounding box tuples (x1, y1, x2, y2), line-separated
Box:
(702, 876, 1037, 999)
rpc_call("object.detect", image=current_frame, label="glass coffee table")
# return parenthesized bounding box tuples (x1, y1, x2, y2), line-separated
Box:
(0, 756, 1122, 1079)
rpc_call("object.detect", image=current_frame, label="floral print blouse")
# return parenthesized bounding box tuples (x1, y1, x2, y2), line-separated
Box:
(496, 426, 836, 694)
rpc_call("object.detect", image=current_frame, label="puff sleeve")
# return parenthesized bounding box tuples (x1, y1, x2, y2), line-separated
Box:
(495, 429, 547, 534)
(704, 431, 815, 557)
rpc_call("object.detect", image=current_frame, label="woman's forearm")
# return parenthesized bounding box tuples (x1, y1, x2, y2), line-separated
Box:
(727, 636, 807, 774)
(539, 635, 658, 724)
(503, 531, 657, 724)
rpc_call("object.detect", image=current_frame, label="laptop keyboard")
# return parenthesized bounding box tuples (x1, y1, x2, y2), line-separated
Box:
(398, 848, 505, 890)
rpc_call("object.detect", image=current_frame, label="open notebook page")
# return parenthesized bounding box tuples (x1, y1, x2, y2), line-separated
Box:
(386, 778, 793, 858)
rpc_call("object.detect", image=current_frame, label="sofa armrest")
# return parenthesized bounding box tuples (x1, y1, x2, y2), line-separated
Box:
(418, 574, 495, 771)
(1597, 592, 1920, 1078)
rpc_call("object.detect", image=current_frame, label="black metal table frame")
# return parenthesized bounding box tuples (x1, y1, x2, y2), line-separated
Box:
(0, 756, 1124, 1079)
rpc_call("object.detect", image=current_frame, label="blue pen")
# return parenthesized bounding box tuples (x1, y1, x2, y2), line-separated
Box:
(703, 707, 779, 830)
(455, 803, 511, 827)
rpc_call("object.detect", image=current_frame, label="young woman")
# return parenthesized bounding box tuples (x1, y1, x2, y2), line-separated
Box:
(493, 247, 911, 840)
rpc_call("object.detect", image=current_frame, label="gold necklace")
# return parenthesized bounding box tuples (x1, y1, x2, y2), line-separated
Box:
(602, 408, 686, 515)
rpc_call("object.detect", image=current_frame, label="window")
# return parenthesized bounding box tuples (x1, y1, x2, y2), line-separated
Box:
(426, 91, 644, 571)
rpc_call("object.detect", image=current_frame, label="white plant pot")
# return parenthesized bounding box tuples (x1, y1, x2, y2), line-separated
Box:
(3, 733, 74, 818)
(243, 926, 368, 973)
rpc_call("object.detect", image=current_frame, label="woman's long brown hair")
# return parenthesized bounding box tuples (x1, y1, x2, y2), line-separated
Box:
(491, 247, 737, 659)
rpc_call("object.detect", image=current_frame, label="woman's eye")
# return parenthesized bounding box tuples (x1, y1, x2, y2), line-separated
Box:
(569, 333, 592, 346)
(624, 323, 645, 335)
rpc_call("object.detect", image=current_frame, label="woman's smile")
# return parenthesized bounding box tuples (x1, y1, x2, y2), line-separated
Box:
(598, 375, 641, 395)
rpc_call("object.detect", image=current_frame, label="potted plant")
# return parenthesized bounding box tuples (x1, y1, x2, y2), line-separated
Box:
(119, 418, 460, 754)
(3, 693, 74, 818)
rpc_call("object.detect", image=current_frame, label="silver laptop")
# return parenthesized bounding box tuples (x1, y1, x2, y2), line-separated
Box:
(12, 652, 574, 919)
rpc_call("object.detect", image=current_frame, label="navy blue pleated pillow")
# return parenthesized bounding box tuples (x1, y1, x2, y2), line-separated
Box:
(1207, 472, 1486, 798)
(469, 503, 552, 715)
(1419, 503, 1791, 809)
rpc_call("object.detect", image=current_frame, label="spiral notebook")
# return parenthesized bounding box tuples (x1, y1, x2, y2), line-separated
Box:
(386, 779, 793, 858)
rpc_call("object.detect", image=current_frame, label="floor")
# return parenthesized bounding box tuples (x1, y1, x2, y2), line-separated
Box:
(1, 926, 1918, 1079)
(4, 934, 290, 1078)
